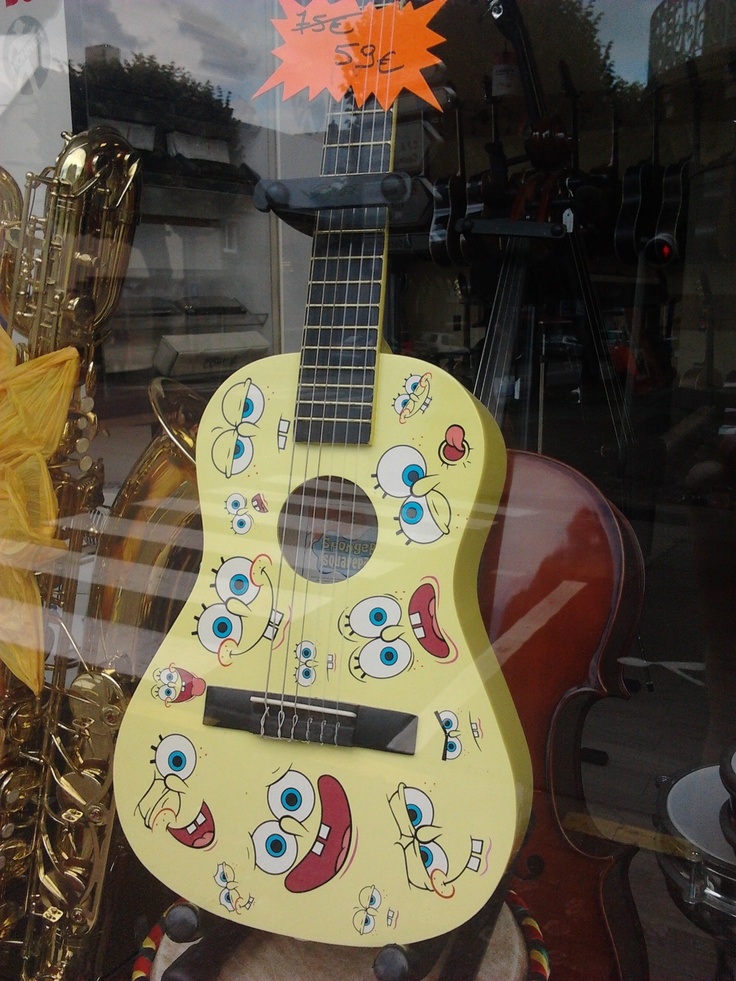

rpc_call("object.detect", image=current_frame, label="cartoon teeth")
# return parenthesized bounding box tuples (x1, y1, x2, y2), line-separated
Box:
(250, 771, 353, 894)
(194, 554, 283, 664)
(225, 492, 269, 535)
(388, 783, 485, 898)
(311, 823, 330, 856)
(393, 372, 432, 423)
(214, 862, 251, 914)
(466, 839, 485, 873)
(407, 581, 454, 660)
(135, 733, 217, 850)
(340, 586, 455, 681)
(151, 664, 206, 706)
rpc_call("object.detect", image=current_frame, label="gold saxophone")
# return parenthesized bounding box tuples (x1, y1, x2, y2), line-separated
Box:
(0, 126, 162, 980)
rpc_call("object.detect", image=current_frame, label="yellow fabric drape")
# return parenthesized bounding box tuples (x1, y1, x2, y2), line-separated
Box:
(0, 329, 79, 693)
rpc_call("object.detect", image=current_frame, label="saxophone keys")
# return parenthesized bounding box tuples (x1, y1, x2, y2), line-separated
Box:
(5, 702, 42, 745)
(0, 836, 32, 867)
(0, 900, 22, 935)
(39, 906, 63, 924)
(0, 765, 41, 812)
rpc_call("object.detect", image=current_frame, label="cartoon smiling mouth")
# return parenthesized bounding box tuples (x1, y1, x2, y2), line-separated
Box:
(167, 801, 216, 848)
(284, 775, 352, 893)
(408, 582, 451, 659)
(252, 493, 268, 513)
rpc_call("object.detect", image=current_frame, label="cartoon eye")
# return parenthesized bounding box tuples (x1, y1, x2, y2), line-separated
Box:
(437, 710, 459, 733)
(239, 382, 265, 425)
(418, 840, 449, 877)
(353, 909, 376, 934)
(219, 887, 238, 912)
(374, 446, 427, 498)
(226, 493, 247, 515)
(403, 787, 434, 829)
(232, 512, 253, 535)
(214, 862, 235, 887)
(295, 664, 317, 687)
(405, 375, 422, 394)
(267, 770, 315, 823)
(196, 603, 243, 653)
(214, 557, 260, 607)
(444, 736, 463, 760)
(393, 393, 411, 415)
(296, 641, 316, 663)
(399, 496, 445, 544)
(154, 734, 196, 781)
(252, 819, 298, 874)
(348, 596, 402, 638)
(358, 885, 382, 910)
(211, 430, 255, 478)
(157, 685, 175, 702)
(230, 436, 254, 476)
(355, 637, 412, 679)
(221, 380, 265, 428)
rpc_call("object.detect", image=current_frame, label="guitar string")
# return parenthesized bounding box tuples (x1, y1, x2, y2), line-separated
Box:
(259, 94, 346, 739)
(261, 1, 405, 746)
(328, 0, 393, 741)
(304, 0, 395, 742)
(273, 91, 346, 739)
(313, 81, 371, 742)
(325, 85, 356, 737)
(328, 85, 363, 741)
(269, 0, 391, 744)
(260, 202, 317, 737)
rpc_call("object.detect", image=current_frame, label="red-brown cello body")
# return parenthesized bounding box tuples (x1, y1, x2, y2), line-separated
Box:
(479, 449, 648, 981)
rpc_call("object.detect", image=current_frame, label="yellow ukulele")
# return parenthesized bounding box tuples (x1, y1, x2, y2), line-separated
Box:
(114, 60, 531, 948)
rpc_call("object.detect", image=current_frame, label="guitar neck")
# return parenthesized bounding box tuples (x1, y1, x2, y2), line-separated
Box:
(295, 98, 394, 446)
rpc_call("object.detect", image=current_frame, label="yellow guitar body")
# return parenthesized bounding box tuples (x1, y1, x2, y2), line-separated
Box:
(114, 350, 531, 946)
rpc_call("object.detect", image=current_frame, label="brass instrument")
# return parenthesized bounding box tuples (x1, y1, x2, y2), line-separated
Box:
(0, 127, 142, 979)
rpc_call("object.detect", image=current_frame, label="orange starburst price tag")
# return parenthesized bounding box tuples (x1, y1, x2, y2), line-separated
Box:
(253, 0, 447, 111)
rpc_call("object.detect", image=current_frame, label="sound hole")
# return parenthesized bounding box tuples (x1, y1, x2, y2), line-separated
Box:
(277, 476, 377, 584)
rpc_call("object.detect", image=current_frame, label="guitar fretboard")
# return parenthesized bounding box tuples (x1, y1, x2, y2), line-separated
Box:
(294, 100, 393, 445)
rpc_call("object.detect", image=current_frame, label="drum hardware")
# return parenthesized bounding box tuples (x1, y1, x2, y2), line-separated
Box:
(719, 745, 736, 858)
(655, 764, 736, 980)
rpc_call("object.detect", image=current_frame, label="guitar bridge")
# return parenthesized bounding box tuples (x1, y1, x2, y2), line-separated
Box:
(203, 687, 417, 756)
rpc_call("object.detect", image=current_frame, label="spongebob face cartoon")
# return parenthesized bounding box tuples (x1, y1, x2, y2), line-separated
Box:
(135, 734, 216, 850)
(113, 345, 528, 947)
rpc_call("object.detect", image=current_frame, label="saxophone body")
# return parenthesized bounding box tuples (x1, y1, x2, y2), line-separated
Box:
(0, 127, 197, 979)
